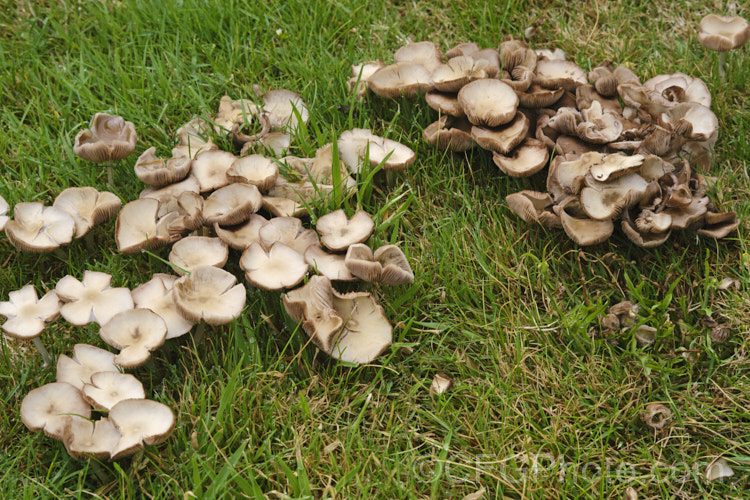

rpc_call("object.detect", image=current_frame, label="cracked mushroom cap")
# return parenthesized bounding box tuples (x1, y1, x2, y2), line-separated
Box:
(190, 150, 238, 193)
(99, 309, 167, 368)
(316, 209, 374, 252)
(262, 89, 309, 133)
(367, 62, 434, 99)
(337, 128, 416, 173)
(458, 79, 519, 128)
(304, 246, 356, 281)
(492, 138, 549, 177)
(643, 73, 711, 108)
(202, 183, 262, 226)
(134, 147, 192, 187)
(505, 191, 561, 228)
(533, 59, 587, 92)
(82, 372, 145, 411)
(214, 213, 268, 250)
(168, 236, 229, 275)
(56, 271, 134, 326)
(63, 415, 121, 460)
(394, 41, 442, 71)
(173, 118, 217, 159)
(57, 343, 119, 390)
(172, 266, 246, 325)
(471, 111, 530, 155)
(21, 382, 91, 440)
(4, 202, 75, 252)
(344, 244, 381, 282)
(699, 14, 750, 52)
(116, 198, 179, 254)
(282, 275, 345, 352)
(330, 290, 392, 364)
(258, 216, 320, 254)
(132, 274, 195, 339)
(374, 245, 414, 285)
(52, 187, 121, 239)
(558, 198, 614, 246)
(659, 103, 718, 142)
(214, 95, 261, 134)
(109, 399, 175, 460)
(423, 116, 474, 152)
(74, 113, 137, 163)
(226, 154, 278, 192)
(240, 242, 309, 290)
(430, 56, 490, 93)
(0, 285, 60, 339)
(0, 195, 8, 230)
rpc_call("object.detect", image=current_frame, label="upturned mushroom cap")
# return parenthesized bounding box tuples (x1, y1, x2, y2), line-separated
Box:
(282, 275, 345, 352)
(258, 216, 320, 255)
(425, 91, 465, 117)
(492, 138, 549, 177)
(190, 150, 238, 192)
(517, 84, 565, 108)
(457, 79, 519, 128)
(329, 290, 392, 364)
(240, 242, 309, 290)
(0, 195, 9, 230)
(643, 73, 711, 108)
(63, 415, 121, 460)
(139, 176, 201, 215)
(699, 14, 750, 52)
(56, 343, 119, 390)
(576, 101, 623, 144)
(173, 118, 218, 159)
(202, 183, 262, 226)
(56, 271, 134, 326)
(116, 198, 179, 254)
(109, 399, 175, 460)
(471, 111, 530, 155)
(445, 42, 480, 59)
(99, 309, 167, 368)
(74, 113, 137, 163)
(4, 202, 75, 252)
(622, 219, 672, 248)
(132, 274, 195, 339)
(589, 153, 645, 182)
(706, 458, 735, 482)
(367, 62, 434, 99)
(659, 103, 718, 142)
(423, 116, 474, 152)
(505, 191, 561, 228)
(634, 209, 672, 234)
(214, 95, 261, 133)
(0, 285, 61, 339)
(214, 213, 268, 250)
(698, 211, 740, 239)
(304, 246, 357, 281)
(168, 236, 229, 275)
(226, 155, 278, 192)
(663, 196, 709, 229)
(134, 148, 192, 187)
(316, 209, 374, 252)
(374, 245, 414, 285)
(559, 198, 614, 245)
(533, 59, 587, 92)
(172, 266, 246, 325)
(430, 56, 489, 93)
(52, 187, 121, 239)
(82, 372, 145, 411)
(262, 196, 307, 218)
(344, 244, 380, 282)
(337, 128, 416, 173)
(393, 41, 442, 71)
(262, 89, 308, 133)
(21, 382, 91, 440)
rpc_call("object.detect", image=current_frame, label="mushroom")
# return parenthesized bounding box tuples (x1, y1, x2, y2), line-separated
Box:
(430, 373, 453, 394)
(226, 154, 278, 192)
(55, 270, 134, 326)
(131, 274, 195, 339)
(190, 150, 238, 192)
(115, 198, 179, 254)
(109, 399, 175, 460)
(505, 191, 561, 228)
(258, 216, 320, 255)
(82, 372, 145, 411)
(344, 244, 414, 285)
(168, 236, 229, 275)
(172, 118, 217, 159)
(99, 309, 167, 368)
(0, 285, 61, 365)
(430, 56, 489, 92)
(367, 62, 434, 99)
(422, 116, 474, 152)
(172, 266, 246, 325)
(214, 95, 261, 134)
(134, 148, 192, 186)
(73, 113, 137, 163)
(457, 79, 519, 128)
(471, 111, 530, 155)
(262, 89, 309, 133)
(640, 402, 671, 432)
(21, 382, 91, 440)
(282, 275, 345, 353)
(315, 209, 374, 252)
(0, 194, 9, 230)
(4, 202, 75, 252)
(425, 91, 465, 117)
(202, 183, 262, 225)
(337, 128, 416, 173)
(214, 213, 268, 250)
(56, 343, 119, 390)
(329, 289, 392, 364)
(63, 415, 121, 460)
(239, 242, 309, 290)
(393, 41, 442, 72)
(52, 187, 122, 239)
(304, 246, 357, 281)
(705, 458, 735, 482)
(533, 59, 587, 92)
(698, 14, 750, 80)
(492, 138, 549, 177)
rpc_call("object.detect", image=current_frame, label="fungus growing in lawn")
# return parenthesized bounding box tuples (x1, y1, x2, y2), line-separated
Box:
(55, 270, 134, 326)
(262, 89, 309, 133)
(168, 236, 229, 275)
(214, 95, 261, 134)
(226, 154, 278, 192)
(0, 194, 9, 231)
(20, 382, 91, 440)
(52, 187, 121, 239)
(505, 191, 561, 228)
(640, 403, 671, 432)
(337, 128, 416, 173)
(172, 118, 218, 159)
(367, 62, 434, 99)
(202, 183, 262, 225)
(282, 275, 345, 353)
(74, 113, 138, 185)
(457, 79, 519, 128)
(344, 244, 414, 285)
(190, 150, 238, 193)
(430, 374, 453, 394)
(315, 209, 374, 252)
(82, 372, 145, 411)
(172, 266, 246, 325)
(698, 14, 750, 80)
(492, 138, 549, 177)
(240, 242, 309, 291)
(705, 458, 735, 482)
(108, 399, 175, 460)
(330, 289, 392, 364)
(4, 202, 75, 252)
(422, 116, 474, 152)
(258, 216, 320, 255)
(132, 274, 195, 339)
(115, 198, 179, 254)
(63, 415, 121, 460)
(214, 213, 268, 250)
(304, 246, 356, 281)
(0, 284, 61, 365)
(134, 147, 192, 187)
(471, 111, 530, 155)
(56, 343, 119, 390)
(99, 309, 167, 368)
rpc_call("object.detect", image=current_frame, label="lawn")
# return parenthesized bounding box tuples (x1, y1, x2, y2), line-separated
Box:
(1, 0, 749, 498)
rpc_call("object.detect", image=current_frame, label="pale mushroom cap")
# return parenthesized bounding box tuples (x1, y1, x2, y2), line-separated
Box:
(56, 271, 134, 326)
(214, 213, 268, 250)
(139, 176, 201, 216)
(316, 209, 374, 252)
(99, 309, 167, 368)
(367, 62, 434, 99)
(109, 399, 175, 460)
(56, 343, 119, 390)
(172, 266, 247, 325)
(4, 202, 75, 252)
(534, 59, 587, 91)
(256, 132, 291, 156)
(393, 41, 442, 72)
(21, 382, 91, 440)
(134, 147, 192, 187)
(83, 371, 146, 411)
(589, 153, 645, 182)
(262, 89, 309, 133)
(258, 216, 320, 255)
(282, 276, 344, 352)
(214, 95, 260, 133)
(560, 210, 614, 246)
(430, 55, 488, 93)
(261, 195, 307, 218)
(63, 415, 121, 460)
(240, 242, 309, 291)
(374, 245, 414, 285)
(304, 246, 356, 281)
(53, 187, 121, 238)
(168, 236, 229, 275)
(706, 458, 735, 482)
(74, 113, 137, 163)
(425, 91, 465, 117)
(660, 103, 718, 142)
(430, 373, 453, 394)
(458, 79, 519, 128)
(0, 285, 60, 339)
(226, 155, 278, 192)
(330, 291, 392, 364)
(423, 116, 474, 152)
(344, 243, 381, 282)
(643, 73, 711, 108)
(351, 60, 385, 81)
(173, 118, 217, 159)
(202, 183, 262, 226)
(505, 191, 561, 228)
(132, 274, 195, 339)
(699, 15, 750, 51)
(471, 111, 530, 155)
(0, 194, 9, 231)
(116, 198, 175, 254)
(190, 150, 237, 192)
(492, 138, 549, 177)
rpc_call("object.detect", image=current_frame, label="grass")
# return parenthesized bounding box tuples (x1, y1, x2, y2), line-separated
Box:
(1, 0, 749, 498)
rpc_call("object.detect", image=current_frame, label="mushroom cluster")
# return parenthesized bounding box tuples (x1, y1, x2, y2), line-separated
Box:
(353, 35, 739, 246)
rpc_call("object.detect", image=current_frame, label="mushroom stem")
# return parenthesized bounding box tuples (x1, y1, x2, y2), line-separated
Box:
(386, 170, 396, 188)
(83, 231, 96, 253)
(193, 323, 206, 346)
(107, 162, 114, 187)
(32, 337, 53, 367)
(52, 247, 68, 261)
(718, 52, 726, 81)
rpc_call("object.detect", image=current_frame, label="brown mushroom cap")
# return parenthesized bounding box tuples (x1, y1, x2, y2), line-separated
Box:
(173, 118, 218, 159)
(282, 275, 345, 352)
(505, 191, 561, 228)
(458, 79, 519, 128)
(63, 415, 121, 460)
(344, 244, 381, 282)
(4, 202, 75, 252)
(316, 209, 374, 252)
(699, 14, 750, 52)
(190, 150, 238, 192)
(214, 95, 261, 134)
(533, 59, 587, 92)
(329, 290, 392, 364)
(261, 196, 307, 218)
(471, 111, 530, 154)
(422, 116, 474, 152)
(74, 113, 137, 163)
(239, 242, 309, 290)
(99, 309, 167, 368)
(82, 371, 145, 411)
(374, 245, 414, 285)
(430, 56, 489, 93)
(134, 147, 192, 187)
(168, 236, 229, 275)
(214, 213, 268, 250)
(226, 154, 278, 192)
(116, 198, 178, 254)
(202, 183, 262, 226)
(492, 138, 549, 177)
(52, 187, 121, 239)
(55, 271, 134, 326)
(172, 266, 247, 325)
(0, 285, 60, 339)
(109, 399, 175, 460)
(367, 62, 434, 99)
(425, 91, 465, 117)
(394, 41, 442, 71)
(131, 274, 195, 339)
(21, 382, 91, 440)
(262, 89, 309, 133)
(56, 343, 119, 390)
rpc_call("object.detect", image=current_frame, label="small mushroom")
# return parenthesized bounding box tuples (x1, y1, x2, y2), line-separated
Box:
(52, 187, 121, 239)
(214, 213, 268, 250)
(430, 373, 453, 394)
(316, 209, 374, 252)
(258, 216, 320, 255)
(304, 246, 357, 281)
(457, 79, 519, 128)
(56, 343, 119, 390)
(471, 111, 530, 155)
(172, 266, 247, 325)
(82, 372, 145, 411)
(282, 275, 345, 352)
(0, 195, 9, 230)
(168, 236, 229, 275)
(63, 415, 121, 460)
(226, 154, 278, 192)
(99, 309, 167, 368)
(172, 118, 218, 159)
(393, 41, 442, 72)
(21, 382, 91, 440)
(705, 458, 734, 482)
(0, 285, 60, 365)
(492, 138, 549, 177)
(422, 116, 474, 152)
(4, 202, 75, 252)
(115, 198, 179, 254)
(699, 14, 750, 80)
(367, 62, 433, 99)
(240, 242, 309, 291)
(73, 113, 137, 163)
(640, 402, 671, 432)
(262, 89, 309, 133)
(55, 271, 134, 326)
(134, 148, 192, 187)
(109, 399, 175, 460)
(132, 274, 195, 339)
(190, 150, 238, 192)
(330, 289, 392, 364)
